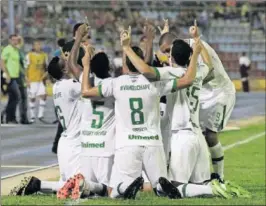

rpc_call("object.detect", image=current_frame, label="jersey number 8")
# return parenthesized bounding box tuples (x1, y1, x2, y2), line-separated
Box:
(129, 98, 144, 125)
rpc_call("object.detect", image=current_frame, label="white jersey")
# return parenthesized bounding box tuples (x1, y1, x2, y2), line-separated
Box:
(153, 66, 193, 131)
(100, 74, 178, 149)
(79, 76, 115, 157)
(187, 39, 235, 102)
(53, 79, 81, 139)
(185, 64, 209, 128)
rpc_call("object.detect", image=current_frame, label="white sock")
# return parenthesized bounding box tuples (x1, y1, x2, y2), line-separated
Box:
(40, 181, 65, 193)
(209, 142, 224, 180)
(177, 183, 213, 198)
(110, 182, 129, 198)
(84, 181, 104, 195)
(155, 183, 167, 196)
(38, 99, 46, 118)
(29, 101, 35, 119)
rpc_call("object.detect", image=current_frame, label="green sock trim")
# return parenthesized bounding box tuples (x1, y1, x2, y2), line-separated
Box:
(182, 184, 188, 197)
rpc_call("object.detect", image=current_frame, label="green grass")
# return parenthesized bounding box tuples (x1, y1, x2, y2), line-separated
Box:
(2, 123, 265, 205)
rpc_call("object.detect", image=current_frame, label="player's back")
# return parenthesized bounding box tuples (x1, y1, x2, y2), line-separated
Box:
(80, 76, 115, 156)
(53, 79, 81, 139)
(111, 74, 162, 149)
(187, 39, 235, 96)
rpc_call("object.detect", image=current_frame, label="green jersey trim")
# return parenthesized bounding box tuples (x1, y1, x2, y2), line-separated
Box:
(171, 79, 178, 93)
(152, 67, 160, 80)
(98, 85, 103, 97)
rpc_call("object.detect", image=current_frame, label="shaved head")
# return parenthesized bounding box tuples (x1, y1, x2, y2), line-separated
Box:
(159, 32, 178, 56)
(159, 32, 177, 46)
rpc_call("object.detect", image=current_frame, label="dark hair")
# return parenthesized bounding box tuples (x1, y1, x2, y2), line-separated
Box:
(9, 34, 17, 39)
(73, 23, 83, 37)
(242, 52, 246, 56)
(171, 39, 193, 67)
(57, 38, 66, 47)
(159, 32, 177, 46)
(47, 57, 64, 80)
(126, 46, 144, 73)
(90, 52, 110, 79)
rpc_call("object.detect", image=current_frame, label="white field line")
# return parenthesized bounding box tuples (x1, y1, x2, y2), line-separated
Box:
(1, 124, 56, 128)
(1, 165, 42, 168)
(224, 131, 266, 151)
(1, 132, 265, 180)
(1, 163, 58, 180)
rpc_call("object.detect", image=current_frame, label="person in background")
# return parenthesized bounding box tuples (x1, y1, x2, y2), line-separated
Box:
(1, 34, 30, 124)
(62, 23, 91, 67)
(17, 35, 30, 124)
(26, 40, 49, 123)
(53, 38, 66, 57)
(239, 52, 251, 92)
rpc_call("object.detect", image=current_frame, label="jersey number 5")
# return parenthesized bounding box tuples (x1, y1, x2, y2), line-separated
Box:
(187, 86, 200, 112)
(129, 98, 144, 125)
(91, 102, 104, 129)
(55, 106, 66, 130)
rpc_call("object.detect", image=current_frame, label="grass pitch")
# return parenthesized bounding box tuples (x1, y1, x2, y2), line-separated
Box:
(1, 123, 265, 205)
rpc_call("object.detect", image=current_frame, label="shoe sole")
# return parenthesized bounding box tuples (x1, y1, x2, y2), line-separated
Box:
(159, 177, 181, 199)
(71, 174, 86, 200)
(57, 178, 75, 199)
(225, 181, 251, 198)
(124, 177, 144, 200)
(9, 176, 33, 196)
(212, 181, 232, 199)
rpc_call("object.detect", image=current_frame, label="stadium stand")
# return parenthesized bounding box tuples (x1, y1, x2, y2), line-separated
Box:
(1, 1, 265, 78)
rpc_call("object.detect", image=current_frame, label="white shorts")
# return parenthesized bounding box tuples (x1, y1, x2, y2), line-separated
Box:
(110, 146, 167, 189)
(161, 129, 171, 163)
(28, 82, 46, 99)
(169, 129, 210, 184)
(57, 137, 81, 182)
(81, 155, 114, 186)
(199, 93, 235, 132)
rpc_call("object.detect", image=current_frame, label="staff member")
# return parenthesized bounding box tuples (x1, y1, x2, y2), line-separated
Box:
(1, 34, 29, 124)
(239, 52, 251, 92)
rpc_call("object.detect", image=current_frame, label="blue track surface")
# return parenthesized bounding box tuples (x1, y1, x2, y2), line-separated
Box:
(1, 92, 265, 178)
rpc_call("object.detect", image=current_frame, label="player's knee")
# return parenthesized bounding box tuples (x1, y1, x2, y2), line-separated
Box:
(205, 128, 218, 147)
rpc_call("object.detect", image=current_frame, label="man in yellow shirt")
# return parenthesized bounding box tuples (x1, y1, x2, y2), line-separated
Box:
(26, 40, 48, 123)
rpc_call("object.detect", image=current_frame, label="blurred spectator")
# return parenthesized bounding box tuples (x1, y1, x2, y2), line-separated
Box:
(1, 34, 29, 124)
(26, 40, 48, 123)
(53, 38, 66, 57)
(214, 3, 225, 19)
(239, 52, 251, 92)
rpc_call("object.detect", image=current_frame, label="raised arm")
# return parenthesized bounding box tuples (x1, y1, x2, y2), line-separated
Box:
(189, 20, 213, 70)
(143, 23, 156, 64)
(121, 27, 158, 80)
(81, 44, 101, 98)
(68, 24, 88, 80)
